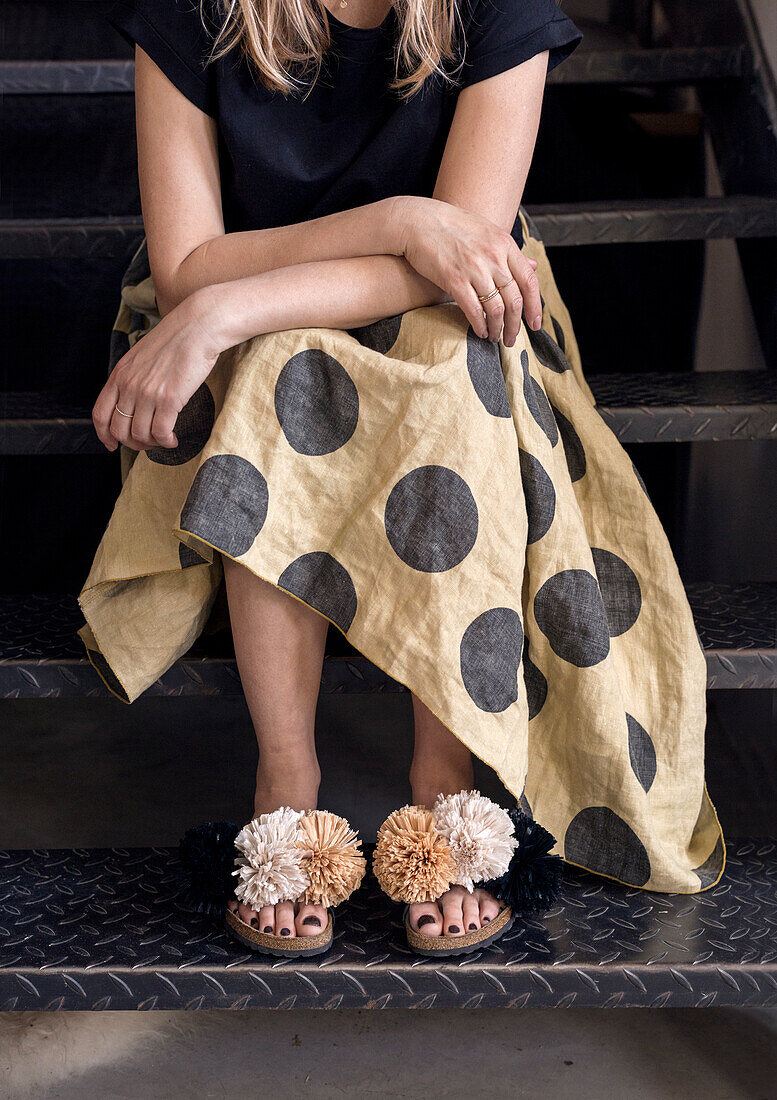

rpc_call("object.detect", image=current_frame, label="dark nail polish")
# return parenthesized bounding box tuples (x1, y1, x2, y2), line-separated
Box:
(448, 925, 460, 934)
(417, 914, 436, 928)
(483, 916, 491, 923)
(250, 918, 259, 927)
(468, 922, 477, 931)
(302, 916, 321, 927)
(263, 925, 273, 933)
(280, 927, 291, 936)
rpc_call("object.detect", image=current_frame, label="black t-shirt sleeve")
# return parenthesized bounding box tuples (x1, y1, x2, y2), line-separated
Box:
(459, 0, 583, 88)
(106, 0, 217, 116)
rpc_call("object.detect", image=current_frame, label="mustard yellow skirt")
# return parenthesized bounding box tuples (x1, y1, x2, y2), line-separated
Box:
(77, 210, 725, 894)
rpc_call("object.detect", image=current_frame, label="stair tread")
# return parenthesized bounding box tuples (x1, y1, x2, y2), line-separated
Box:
(0, 44, 748, 94)
(3, 197, 776, 258)
(0, 586, 774, 696)
(3, 371, 777, 454)
(0, 837, 773, 1010)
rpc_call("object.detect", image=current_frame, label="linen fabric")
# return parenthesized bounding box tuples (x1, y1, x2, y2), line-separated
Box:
(106, 0, 582, 243)
(78, 211, 725, 894)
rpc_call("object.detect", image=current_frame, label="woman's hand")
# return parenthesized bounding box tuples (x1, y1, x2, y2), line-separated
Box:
(388, 195, 541, 346)
(93, 288, 226, 453)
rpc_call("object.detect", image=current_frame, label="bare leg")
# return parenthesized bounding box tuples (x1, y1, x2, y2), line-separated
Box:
(222, 556, 329, 937)
(408, 695, 501, 937)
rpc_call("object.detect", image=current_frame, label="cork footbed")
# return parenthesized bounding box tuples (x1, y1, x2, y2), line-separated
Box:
(225, 906, 334, 957)
(404, 903, 514, 957)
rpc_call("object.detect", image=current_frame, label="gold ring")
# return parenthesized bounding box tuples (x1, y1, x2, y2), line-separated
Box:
(478, 277, 514, 305)
(114, 405, 134, 418)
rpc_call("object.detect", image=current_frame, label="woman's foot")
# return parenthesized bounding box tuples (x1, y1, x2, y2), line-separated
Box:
(226, 762, 327, 937)
(408, 694, 503, 938)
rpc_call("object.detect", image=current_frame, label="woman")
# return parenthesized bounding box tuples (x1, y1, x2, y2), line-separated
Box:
(79, 0, 724, 957)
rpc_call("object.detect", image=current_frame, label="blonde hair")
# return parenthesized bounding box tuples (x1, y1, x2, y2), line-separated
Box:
(202, 0, 463, 98)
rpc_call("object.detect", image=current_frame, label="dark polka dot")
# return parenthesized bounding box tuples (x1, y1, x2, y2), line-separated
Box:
(591, 548, 642, 636)
(180, 454, 268, 558)
(275, 349, 359, 456)
(692, 836, 725, 888)
(565, 806, 651, 887)
(179, 542, 207, 569)
(521, 351, 558, 445)
(88, 648, 129, 702)
(147, 383, 215, 466)
(551, 315, 566, 353)
(460, 607, 523, 712)
(519, 450, 555, 545)
(534, 569, 610, 667)
(519, 789, 533, 818)
(278, 552, 357, 634)
(385, 465, 478, 573)
(466, 327, 511, 417)
(627, 714, 656, 793)
(348, 314, 402, 355)
(528, 326, 571, 373)
(522, 638, 548, 720)
(550, 404, 586, 482)
(108, 328, 130, 373)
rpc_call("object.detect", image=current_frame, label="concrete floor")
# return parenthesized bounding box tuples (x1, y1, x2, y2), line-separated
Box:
(1, 694, 776, 1099)
(1, 1007, 776, 1099)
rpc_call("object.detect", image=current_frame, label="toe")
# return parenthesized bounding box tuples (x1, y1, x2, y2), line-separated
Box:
(258, 905, 275, 935)
(296, 902, 326, 937)
(227, 898, 239, 914)
(462, 891, 481, 933)
(409, 901, 443, 937)
(476, 889, 500, 925)
(275, 901, 296, 937)
(442, 887, 465, 936)
(238, 902, 259, 927)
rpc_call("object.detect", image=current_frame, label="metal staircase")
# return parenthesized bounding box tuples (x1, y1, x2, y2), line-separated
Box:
(1, 0, 775, 1009)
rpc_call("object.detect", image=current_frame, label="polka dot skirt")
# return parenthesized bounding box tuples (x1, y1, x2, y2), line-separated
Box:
(77, 210, 725, 895)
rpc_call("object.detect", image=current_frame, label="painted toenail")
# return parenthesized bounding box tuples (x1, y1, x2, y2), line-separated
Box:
(250, 918, 259, 926)
(448, 925, 460, 934)
(417, 914, 436, 928)
(280, 927, 291, 935)
(483, 916, 491, 922)
(263, 925, 273, 933)
(468, 923, 477, 930)
(302, 916, 321, 927)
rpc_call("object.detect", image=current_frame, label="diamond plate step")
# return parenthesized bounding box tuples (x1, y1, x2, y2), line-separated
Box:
(3, 198, 775, 259)
(0, 46, 748, 95)
(0, 838, 773, 1011)
(3, 372, 776, 455)
(0, 586, 774, 698)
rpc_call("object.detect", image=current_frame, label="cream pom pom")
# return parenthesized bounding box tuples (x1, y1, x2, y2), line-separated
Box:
(432, 790, 517, 893)
(232, 806, 310, 909)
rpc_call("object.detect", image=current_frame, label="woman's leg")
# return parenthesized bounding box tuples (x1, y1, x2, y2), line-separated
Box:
(408, 696, 501, 937)
(222, 555, 329, 937)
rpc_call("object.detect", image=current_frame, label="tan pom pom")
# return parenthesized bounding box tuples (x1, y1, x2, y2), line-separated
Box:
(296, 810, 366, 908)
(372, 806, 455, 904)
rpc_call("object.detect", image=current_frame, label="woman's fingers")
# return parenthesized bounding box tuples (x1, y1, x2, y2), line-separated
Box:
(151, 403, 179, 450)
(109, 399, 137, 448)
(509, 248, 543, 333)
(129, 392, 156, 449)
(92, 379, 121, 451)
(452, 278, 490, 340)
(499, 275, 524, 348)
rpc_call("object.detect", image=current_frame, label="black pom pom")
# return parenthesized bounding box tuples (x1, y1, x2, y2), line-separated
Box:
(177, 821, 239, 916)
(478, 808, 562, 914)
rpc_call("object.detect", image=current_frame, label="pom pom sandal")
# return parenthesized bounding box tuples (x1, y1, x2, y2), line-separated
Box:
(179, 808, 366, 958)
(373, 790, 563, 958)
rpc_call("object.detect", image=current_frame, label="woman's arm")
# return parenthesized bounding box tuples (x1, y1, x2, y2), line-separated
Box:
(135, 46, 412, 314)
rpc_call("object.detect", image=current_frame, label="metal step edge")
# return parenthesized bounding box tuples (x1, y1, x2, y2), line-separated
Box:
(3, 198, 776, 259)
(3, 372, 777, 454)
(0, 584, 774, 697)
(0, 46, 748, 95)
(0, 837, 774, 1010)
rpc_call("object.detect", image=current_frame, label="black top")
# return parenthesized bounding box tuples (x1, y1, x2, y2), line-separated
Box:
(107, 0, 582, 244)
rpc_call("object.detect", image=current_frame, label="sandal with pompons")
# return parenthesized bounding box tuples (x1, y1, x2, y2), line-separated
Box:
(178, 808, 366, 958)
(373, 789, 563, 957)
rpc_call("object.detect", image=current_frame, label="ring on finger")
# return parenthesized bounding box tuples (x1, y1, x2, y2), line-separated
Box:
(114, 405, 134, 418)
(478, 277, 515, 305)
